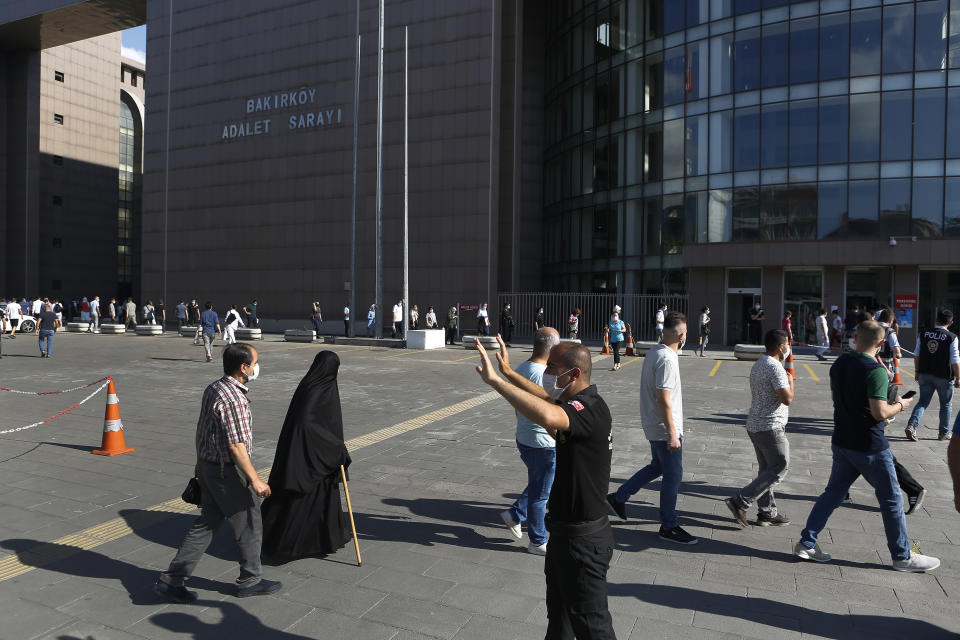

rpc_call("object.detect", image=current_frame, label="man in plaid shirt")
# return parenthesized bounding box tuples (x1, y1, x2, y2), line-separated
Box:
(154, 343, 282, 602)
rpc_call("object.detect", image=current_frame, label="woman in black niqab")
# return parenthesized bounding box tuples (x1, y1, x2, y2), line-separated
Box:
(262, 351, 352, 559)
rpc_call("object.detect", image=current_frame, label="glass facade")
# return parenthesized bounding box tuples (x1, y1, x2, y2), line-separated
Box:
(118, 100, 136, 287)
(543, 0, 960, 293)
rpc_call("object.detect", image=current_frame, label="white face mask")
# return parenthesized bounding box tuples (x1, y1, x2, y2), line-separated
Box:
(542, 368, 575, 399)
(246, 363, 260, 381)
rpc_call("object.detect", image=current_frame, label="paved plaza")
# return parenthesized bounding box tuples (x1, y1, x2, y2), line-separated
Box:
(0, 331, 958, 639)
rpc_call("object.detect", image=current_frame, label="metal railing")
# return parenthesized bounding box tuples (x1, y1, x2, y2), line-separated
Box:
(495, 292, 688, 343)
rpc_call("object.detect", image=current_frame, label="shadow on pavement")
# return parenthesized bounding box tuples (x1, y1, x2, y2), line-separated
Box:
(608, 583, 957, 639)
(361, 497, 517, 549)
(117, 509, 239, 562)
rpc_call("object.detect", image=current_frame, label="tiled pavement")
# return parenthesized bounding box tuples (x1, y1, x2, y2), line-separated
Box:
(0, 332, 958, 639)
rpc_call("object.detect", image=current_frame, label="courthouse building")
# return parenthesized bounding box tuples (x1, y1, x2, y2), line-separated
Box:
(2, 0, 960, 345)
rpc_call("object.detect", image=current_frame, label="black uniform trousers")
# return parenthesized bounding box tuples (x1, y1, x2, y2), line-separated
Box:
(544, 516, 616, 639)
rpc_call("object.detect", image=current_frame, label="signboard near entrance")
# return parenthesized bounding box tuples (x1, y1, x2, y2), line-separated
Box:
(895, 295, 918, 328)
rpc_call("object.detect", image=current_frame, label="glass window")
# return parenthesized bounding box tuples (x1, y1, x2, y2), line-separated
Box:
(687, 39, 709, 101)
(851, 8, 882, 77)
(913, 177, 944, 236)
(819, 96, 848, 164)
(762, 23, 789, 88)
(663, 46, 687, 106)
(596, 70, 621, 124)
(710, 33, 734, 96)
(883, 4, 914, 74)
(734, 107, 760, 170)
(736, 0, 761, 14)
(645, 53, 663, 112)
(644, 197, 662, 254)
(821, 13, 850, 81)
(951, 0, 960, 68)
(880, 178, 911, 235)
(850, 93, 880, 162)
(687, 0, 709, 27)
(594, 137, 613, 191)
(645, 125, 663, 182)
(663, 195, 685, 254)
(584, 78, 595, 130)
(625, 200, 642, 255)
(946, 177, 960, 234)
(685, 191, 709, 242)
(790, 99, 818, 166)
(790, 17, 819, 85)
(663, 119, 685, 179)
(818, 181, 848, 238)
(627, 0, 644, 47)
(626, 59, 644, 115)
(708, 188, 733, 242)
(646, 0, 662, 40)
(626, 128, 642, 184)
(916, 0, 948, 71)
(760, 185, 790, 240)
(712, 0, 733, 20)
(881, 91, 912, 161)
(686, 114, 709, 176)
(948, 87, 960, 157)
(761, 103, 789, 168)
(664, 1, 685, 34)
(914, 89, 946, 160)
(784, 270, 823, 345)
(790, 184, 817, 241)
(732, 186, 760, 240)
(735, 27, 762, 92)
(848, 180, 879, 235)
(710, 110, 733, 173)
(582, 142, 595, 194)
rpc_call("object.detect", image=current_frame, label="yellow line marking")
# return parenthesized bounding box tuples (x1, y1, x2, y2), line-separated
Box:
(450, 352, 481, 362)
(0, 390, 501, 582)
(618, 356, 643, 369)
(708, 360, 722, 377)
(801, 363, 820, 382)
(377, 349, 430, 360)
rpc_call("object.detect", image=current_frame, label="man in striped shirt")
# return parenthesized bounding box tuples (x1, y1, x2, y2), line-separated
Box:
(154, 343, 282, 602)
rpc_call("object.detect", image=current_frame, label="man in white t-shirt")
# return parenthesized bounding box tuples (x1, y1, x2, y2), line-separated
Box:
(6, 298, 21, 337)
(392, 299, 403, 338)
(654, 305, 666, 342)
(725, 329, 794, 528)
(815, 308, 830, 361)
(89, 296, 101, 332)
(608, 312, 697, 545)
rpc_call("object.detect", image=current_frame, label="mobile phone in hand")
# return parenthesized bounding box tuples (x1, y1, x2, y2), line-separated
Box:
(901, 390, 917, 399)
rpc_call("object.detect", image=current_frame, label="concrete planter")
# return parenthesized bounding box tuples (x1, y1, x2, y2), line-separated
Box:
(100, 324, 126, 334)
(461, 335, 499, 350)
(633, 341, 658, 355)
(180, 326, 198, 337)
(734, 344, 766, 361)
(135, 324, 163, 336)
(66, 322, 90, 333)
(406, 329, 445, 350)
(284, 329, 316, 343)
(235, 327, 262, 341)
(559, 338, 582, 344)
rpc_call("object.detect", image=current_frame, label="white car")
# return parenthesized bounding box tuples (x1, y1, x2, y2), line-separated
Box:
(2, 315, 35, 334)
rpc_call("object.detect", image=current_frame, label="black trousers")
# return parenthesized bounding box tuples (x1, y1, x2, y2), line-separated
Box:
(894, 457, 923, 497)
(545, 520, 616, 639)
(611, 341, 621, 365)
(445, 326, 457, 344)
(502, 324, 513, 343)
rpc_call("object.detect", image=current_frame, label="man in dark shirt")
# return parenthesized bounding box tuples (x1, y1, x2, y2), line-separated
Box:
(794, 321, 939, 573)
(476, 336, 615, 638)
(34, 303, 60, 358)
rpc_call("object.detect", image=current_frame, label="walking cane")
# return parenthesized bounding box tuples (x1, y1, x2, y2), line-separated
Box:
(340, 465, 362, 566)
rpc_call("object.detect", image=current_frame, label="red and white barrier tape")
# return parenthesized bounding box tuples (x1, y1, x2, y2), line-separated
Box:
(0, 376, 110, 396)
(0, 380, 110, 435)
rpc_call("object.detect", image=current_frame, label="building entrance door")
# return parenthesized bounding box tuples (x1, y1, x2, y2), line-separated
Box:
(726, 268, 763, 345)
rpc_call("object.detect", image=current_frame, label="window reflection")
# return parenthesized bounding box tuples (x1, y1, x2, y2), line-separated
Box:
(850, 93, 880, 162)
(735, 28, 761, 92)
(819, 96, 848, 164)
(851, 8, 882, 76)
(848, 180, 879, 235)
(818, 182, 848, 238)
(734, 107, 760, 171)
(879, 178, 911, 235)
(913, 177, 944, 237)
(915, 0, 948, 71)
(881, 91, 912, 161)
(914, 89, 946, 160)
(761, 103, 788, 168)
(790, 18, 818, 85)
(820, 13, 849, 80)
(882, 4, 914, 74)
(790, 100, 817, 166)
(762, 23, 788, 88)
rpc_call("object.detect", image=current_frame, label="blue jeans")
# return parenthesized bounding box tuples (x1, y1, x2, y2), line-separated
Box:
(615, 439, 683, 529)
(38, 329, 54, 355)
(908, 373, 955, 436)
(800, 445, 909, 561)
(508, 443, 556, 546)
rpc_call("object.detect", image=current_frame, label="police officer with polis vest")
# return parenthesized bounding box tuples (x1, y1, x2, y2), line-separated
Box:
(906, 309, 960, 442)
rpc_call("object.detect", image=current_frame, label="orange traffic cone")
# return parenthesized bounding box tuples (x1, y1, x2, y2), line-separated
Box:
(92, 377, 135, 456)
(625, 324, 636, 356)
(601, 326, 610, 354)
(784, 342, 797, 380)
(891, 357, 903, 386)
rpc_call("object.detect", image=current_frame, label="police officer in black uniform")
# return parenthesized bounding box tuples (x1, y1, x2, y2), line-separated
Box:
(906, 309, 960, 441)
(475, 335, 615, 639)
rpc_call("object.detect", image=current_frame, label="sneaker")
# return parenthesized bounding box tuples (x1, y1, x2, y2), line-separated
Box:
(606, 493, 627, 521)
(153, 579, 198, 604)
(659, 525, 698, 545)
(905, 488, 927, 516)
(756, 513, 790, 527)
(893, 552, 940, 573)
(527, 542, 547, 556)
(206, 356, 213, 362)
(500, 510, 522, 539)
(724, 497, 748, 529)
(236, 578, 282, 598)
(816, 355, 827, 361)
(905, 426, 918, 442)
(793, 541, 831, 563)
(938, 433, 949, 441)
(841, 493, 853, 505)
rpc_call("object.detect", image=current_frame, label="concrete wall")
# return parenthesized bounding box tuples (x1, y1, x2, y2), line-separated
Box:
(141, 0, 526, 324)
